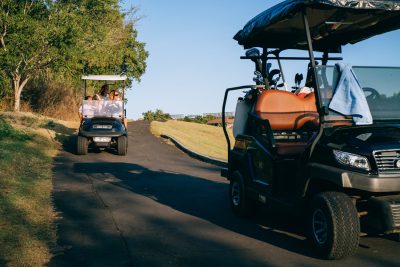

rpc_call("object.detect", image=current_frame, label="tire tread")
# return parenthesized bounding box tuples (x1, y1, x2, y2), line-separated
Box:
(117, 136, 127, 156)
(312, 191, 360, 259)
(77, 136, 88, 155)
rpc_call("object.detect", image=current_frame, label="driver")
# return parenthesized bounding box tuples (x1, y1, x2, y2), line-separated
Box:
(109, 90, 120, 100)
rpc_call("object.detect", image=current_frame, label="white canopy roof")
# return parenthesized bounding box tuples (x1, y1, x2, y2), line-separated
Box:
(81, 75, 127, 81)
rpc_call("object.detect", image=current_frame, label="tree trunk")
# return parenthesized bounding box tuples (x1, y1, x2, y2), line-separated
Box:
(13, 76, 29, 112)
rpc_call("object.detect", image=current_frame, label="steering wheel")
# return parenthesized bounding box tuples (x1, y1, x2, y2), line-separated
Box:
(363, 87, 380, 100)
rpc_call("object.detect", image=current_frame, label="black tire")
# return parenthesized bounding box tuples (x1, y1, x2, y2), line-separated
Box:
(117, 136, 127, 156)
(229, 171, 253, 217)
(309, 191, 360, 260)
(77, 136, 88, 155)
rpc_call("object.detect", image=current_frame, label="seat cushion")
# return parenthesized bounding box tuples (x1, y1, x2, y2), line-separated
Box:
(257, 112, 319, 131)
(255, 90, 319, 131)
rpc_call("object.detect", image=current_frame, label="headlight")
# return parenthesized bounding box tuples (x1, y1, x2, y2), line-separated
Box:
(333, 150, 370, 171)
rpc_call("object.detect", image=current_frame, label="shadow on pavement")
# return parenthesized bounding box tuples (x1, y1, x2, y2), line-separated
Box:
(49, 159, 132, 267)
(50, 122, 400, 266)
(69, 161, 400, 266)
(73, 162, 314, 259)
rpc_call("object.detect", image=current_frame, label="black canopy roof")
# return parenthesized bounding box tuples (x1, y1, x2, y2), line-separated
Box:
(234, 0, 400, 52)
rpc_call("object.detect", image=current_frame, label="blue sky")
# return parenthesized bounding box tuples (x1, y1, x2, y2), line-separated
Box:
(123, 0, 400, 119)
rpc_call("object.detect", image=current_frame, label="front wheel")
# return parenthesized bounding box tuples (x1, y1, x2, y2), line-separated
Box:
(117, 136, 127, 156)
(309, 191, 360, 260)
(77, 136, 88, 155)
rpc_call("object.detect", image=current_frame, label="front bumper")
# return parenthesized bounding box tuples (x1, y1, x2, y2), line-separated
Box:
(94, 141, 112, 147)
(360, 195, 400, 234)
(308, 163, 400, 193)
(79, 129, 126, 138)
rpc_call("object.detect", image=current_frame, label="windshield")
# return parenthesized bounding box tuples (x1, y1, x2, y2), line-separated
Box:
(81, 100, 123, 118)
(315, 65, 400, 122)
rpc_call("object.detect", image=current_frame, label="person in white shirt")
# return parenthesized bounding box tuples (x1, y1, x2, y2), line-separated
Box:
(78, 96, 93, 120)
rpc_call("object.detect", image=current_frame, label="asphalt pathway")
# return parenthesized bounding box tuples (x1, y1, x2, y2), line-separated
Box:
(49, 121, 400, 267)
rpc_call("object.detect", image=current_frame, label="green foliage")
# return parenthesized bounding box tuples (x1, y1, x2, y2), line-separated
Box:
(142, 109, 172, 122)
(0, 0, 148, 113)
(0, 70, 10, 97)
(182, 115, 217, 124)
(0, 118, 30, 141)
(49, 1, 148, 85)
(0, 1, 53, 77)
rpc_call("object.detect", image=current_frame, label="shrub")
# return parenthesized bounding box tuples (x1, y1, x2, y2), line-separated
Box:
(182, 115, 217, 124)
(142, 109, 172, 122)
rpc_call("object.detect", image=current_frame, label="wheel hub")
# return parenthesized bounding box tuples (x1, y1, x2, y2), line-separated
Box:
(312, 208, 328, 245)
(231, 182, 241, 206)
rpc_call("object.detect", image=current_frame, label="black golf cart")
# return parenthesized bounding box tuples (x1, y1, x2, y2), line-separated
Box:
(221, 0, 400, 260)
(77, 75, 128, 156)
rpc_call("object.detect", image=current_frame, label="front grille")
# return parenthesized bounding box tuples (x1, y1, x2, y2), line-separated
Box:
(373, 150, 400, 174)
(391, 203, 400, 227)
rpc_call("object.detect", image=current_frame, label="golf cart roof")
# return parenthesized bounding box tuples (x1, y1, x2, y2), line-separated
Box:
(81, 75, 127, 81)
(234, 0, 400, 52)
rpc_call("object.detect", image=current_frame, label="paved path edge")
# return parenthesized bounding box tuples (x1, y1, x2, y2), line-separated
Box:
(160, 134, 227, 167)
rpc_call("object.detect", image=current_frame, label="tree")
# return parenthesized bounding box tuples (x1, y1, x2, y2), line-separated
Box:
(122, 21, 148, 85)
(53, 1, 148, 85)
(0, 0, 56, 111)
(0, 0, 148, 112)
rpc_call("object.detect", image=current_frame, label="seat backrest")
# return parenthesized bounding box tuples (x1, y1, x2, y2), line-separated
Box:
(255, 90, 319, 131)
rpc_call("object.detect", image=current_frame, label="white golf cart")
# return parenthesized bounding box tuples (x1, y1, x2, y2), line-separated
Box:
(77, 75, 128, 156)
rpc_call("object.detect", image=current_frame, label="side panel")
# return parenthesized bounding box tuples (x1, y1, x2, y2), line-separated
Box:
(230, 135, 275, 194)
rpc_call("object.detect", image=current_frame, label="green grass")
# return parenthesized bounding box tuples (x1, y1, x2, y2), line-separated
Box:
(151, 120, 234, 161)
(0, 113, 76, 267)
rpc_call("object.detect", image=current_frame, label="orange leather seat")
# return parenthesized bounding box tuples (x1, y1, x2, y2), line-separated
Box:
(255, 90, 319, 131)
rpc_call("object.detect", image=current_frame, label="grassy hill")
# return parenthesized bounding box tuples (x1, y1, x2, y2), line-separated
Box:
(151, 120, 234, 161)
(0, 112, 78, 267)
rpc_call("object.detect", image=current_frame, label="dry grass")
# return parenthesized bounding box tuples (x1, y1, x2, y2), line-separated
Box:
(0, 111, 76, 267)
(0, 79, 81, 122)
(0, 99, 35, 113)
(151, 120, 234, 161)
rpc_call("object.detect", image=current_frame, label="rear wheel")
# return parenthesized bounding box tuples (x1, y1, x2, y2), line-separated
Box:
(229, 171, 253, 217)
(309, 191, 360, 260)
(77, 136, 88, 155)
(117, 136, 127, 156)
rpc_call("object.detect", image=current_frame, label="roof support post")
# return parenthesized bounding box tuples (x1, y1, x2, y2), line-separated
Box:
(262, 48, 270, 88)
(302, 10, 323, 113)
(303, 12, 316, 69)
(80, 79, 87, 122)
(262, 48, 267, 78)
(122, 80, 126, 119)
(302, 10, 325, 160)
(273, 50, 287, 90)
(322, 51, 329, 65)
(82, 80, 86, 99)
